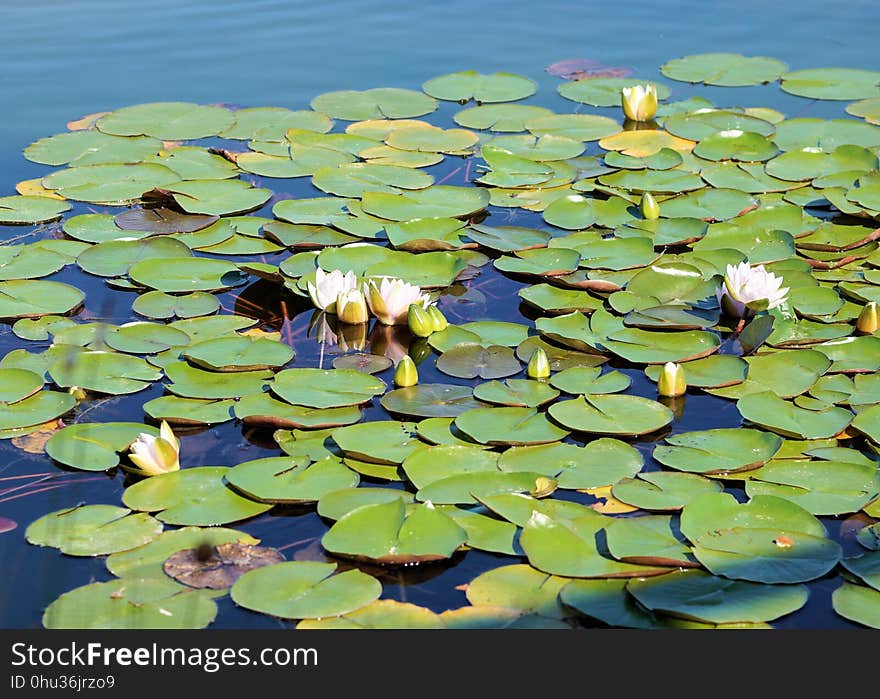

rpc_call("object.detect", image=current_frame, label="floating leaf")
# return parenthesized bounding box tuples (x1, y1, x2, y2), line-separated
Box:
(43, 578, 217, 629)
(231, 561, 381, 618)
(123, 466, 272, 525)
(46, 422, 159, 472)
(26, 505, 162, 556)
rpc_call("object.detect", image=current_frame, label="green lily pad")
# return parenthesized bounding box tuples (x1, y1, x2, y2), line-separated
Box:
(226, 456, 358, 504)
(498, 438, 643, 489)
(780, 68, 880, 100)
(521, 510, 671, 578)
(692, 527, 842, 584)
(77, 237, 192, 278)
(402, 444, 498, 489)
(42, 163, 179, 203)
(221, 107, 333, 140)
(331, 421, 421, 464)
(465, 564, 569, 619)
(97, 102, 234, 139)
(518, 283, 603, 315)
(549, 366, 630, 395)
(46, 422, 159, 471)
(312, 162, 434, 197)
(311, 88, 437, 120)
(163, 361, 271, 399)
(234, 393, 361, 429)
(416, 471, 549, 505)
(24, 130, 162, 166)
(423, 70, 536, 103)
(0, 280, 84, 319)
(381, 383, 483, 418)
(157, 179, 272, 216)
(737, 391, 853, 439)
(454, 406, 569, 446)
(627, 569, 808, 624)
(271, 368, 385, 408)
(549, 393, 672, 437)
(183, 336, 293, 372)
(661, 53, 787, 86)
(322, 499, 466, 563)
(26, 505, 162, 556)
(612, 472, 723, 511)
(128, 257, 247, 293)
(745, 458, 880, 515)
(694, 130, 778, 162)
(123, 466, 271, 525)
(436, 344, 521, 380)
(453, 104, 554, 132)
(606, 515, 696, 567)
(49, 350, 162, 395)
(132, 291, 220, 320)
(105, 322, 192, 355)
(472, 379, 559, 407)
(361, 186, 489, 220)
(143, 396, 234, 426)
(0, 195, 70, 224)
(832, 582, 880, 629)
(298, 599, 445, 629)
(231, 561, 381, 619)
(654, 429, 783, 475)
(43, 577, 217, 629)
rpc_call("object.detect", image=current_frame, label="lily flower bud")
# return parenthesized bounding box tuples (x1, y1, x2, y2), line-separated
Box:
(394, 355, 419, 387)
(527, 348, 551, 379)
(657, 361, 686, 397)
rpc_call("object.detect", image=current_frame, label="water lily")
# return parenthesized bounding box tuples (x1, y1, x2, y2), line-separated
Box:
(621, 84, 658, 122)
(365, 277, 431, 325)
(427, 305, 448, 332)
(527, 348, 551, 379)
(128, 421, 180, 477)
(657, 362, 686, 397)
(336, 288, 369, 324)
(408, 303, 434, 337)
(856, 301, 879, 334)
(307, 268, 358, 313)
(394, 355, 419, 387)
(640, 192, 660, 220)
(717, 261, 789, 317)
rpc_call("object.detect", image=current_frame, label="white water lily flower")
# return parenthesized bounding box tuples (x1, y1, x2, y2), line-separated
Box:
(716, 261, 790, 317)
(128, 421, 180, 477)
(307, 268, 358, 313)
(365, 277, 431, 326)
(621, 84, 658, 122)
(337, 288, 369, 324)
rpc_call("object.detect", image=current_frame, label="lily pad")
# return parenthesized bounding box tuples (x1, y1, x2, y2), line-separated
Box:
(454, 406, 570, 446)
(26, 505, 162, 556)
(97, 102, 234, 139)
(381, 383, 483, 418)
(43, 577, 217, 629)
(226, 456, 358, 504)
(231, 561, 381, 619)
(271, 368, 385, 408)
(423, 71, 536, 103)
(627, 569, 808, 624)
(436, 344, 521, 380)
(123, 466, 271, 525)
(46, 422, 159, 471)
(0, 195, 70, 224)
(661, 53, 787, 86)
(653, 429, 783, 475)
(548, 395, 673, 436)
(311, 88, 437, 120)
(832, 582, 880, 629)
(322, 499, 466, 564)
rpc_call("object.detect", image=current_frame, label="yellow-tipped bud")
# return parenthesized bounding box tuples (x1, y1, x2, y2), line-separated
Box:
(394, 355, 419, 387)
(640, 192, 660, 220)
(621, 84, 658, 122)
(68, 386, 88, 401)
(856, 301, 879, 334)
(336, 289, 368, 324)
(657, 361, 686, 397)
(531, 476, 557, 498)
(527, 348, 551, 379)
(427, 304, 448, 332)
(128, 421, 180, 477)
(408, 303, 434, 337)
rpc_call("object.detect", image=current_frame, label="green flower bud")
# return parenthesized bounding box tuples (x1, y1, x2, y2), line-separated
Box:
(408, 303, 434, 337)
(657, 361, 686, 397)
(427, 304, 448, 332)
(640, 192, 660, 220)
(394, 355, 419, 387)
(527, 348, 551, 379)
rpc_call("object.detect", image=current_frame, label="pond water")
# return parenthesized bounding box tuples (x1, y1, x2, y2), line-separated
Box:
(1, 1, 879, 629)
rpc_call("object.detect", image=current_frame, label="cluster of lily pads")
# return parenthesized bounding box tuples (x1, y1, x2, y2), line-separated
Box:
(4, 53, 880, 629)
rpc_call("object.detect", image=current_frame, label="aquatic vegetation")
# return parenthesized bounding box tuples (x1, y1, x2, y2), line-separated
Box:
(2, 53, 880, 630)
